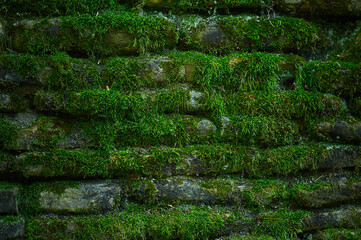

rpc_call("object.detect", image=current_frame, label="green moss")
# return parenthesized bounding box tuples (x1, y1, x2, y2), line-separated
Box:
(0, 216, 23, 224)
(217, 16, 325, 53)
(300, 61, 361, 99)
(219, 90, 342, 120)
(0, 182, 21, 190)
(167, 51, 302, 92)
(243, 179, 289, 209)
(0, 118, 19, 150)
(252, 209, 309, 239)
(315, 228, 361, 240)
(222, 115, 300, 147)
(144, 0, 269, 13)
(13, 142, 331, 178)
(1, 0, 126, 18)
(19, 181, 79, 216)
(13, 9, 177, 56)
(26, 203, 235, 240)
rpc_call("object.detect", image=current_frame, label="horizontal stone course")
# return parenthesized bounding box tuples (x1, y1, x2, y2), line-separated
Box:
(5, 13, 331, 56)
(0, 143, 359, 179)
(22, 205, 361, 239)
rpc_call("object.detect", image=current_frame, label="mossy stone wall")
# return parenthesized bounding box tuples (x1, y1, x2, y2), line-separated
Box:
(1, 1, 361, 239)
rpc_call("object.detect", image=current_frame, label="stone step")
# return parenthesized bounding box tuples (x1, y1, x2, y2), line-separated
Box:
(4, 13, 334, 56)
(22, 204, 361, 239)
(1, 143, 360, 179)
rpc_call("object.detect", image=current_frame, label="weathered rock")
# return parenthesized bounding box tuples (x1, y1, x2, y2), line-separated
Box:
(0, 218, 25, 240)
(318, 146, 361, 169)
(303, 208, 361, 231)
(133, 177, 257, 205)
(0, 93, 29, 112)
(104, 30, 138, 54)
(10, 12, 177, 56)
(181, 16, 326, 54)
(0, 189, 18, 214)
(144, 57, 171, 82)
(197, 119, 217, 135)
(276, 0, 361, 17)
(0, 70, 43, 88)
(295, 180, 361, 208)
(11, 117, 90, 151)
(315, 121, 361, 143)
(39, 181, 123, 213)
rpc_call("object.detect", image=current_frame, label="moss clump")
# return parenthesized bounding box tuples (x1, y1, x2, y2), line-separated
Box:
(222, 115, 300, 147)
(26, 203, 235, 240)
(0, 118, 19, 150)
(300, 61, 361, 99)
(1, 0, 123, 18)
(192, 143, 327, 177)
(167, 51, 302, 92)
(217, 90, 342, 120)
(144, 0, 269, 13)
(217, 16, 325, 53)
(0, 181, 21, 190)
(313, 228, 361, 240)
(13, 9, 177, 56)
(14, 142, 330, 178)
(252, 209, 309, 239)
(19, 181, 79, 216)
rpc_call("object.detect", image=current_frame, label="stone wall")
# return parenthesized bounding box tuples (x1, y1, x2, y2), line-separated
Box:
(0, 1, 361, 239)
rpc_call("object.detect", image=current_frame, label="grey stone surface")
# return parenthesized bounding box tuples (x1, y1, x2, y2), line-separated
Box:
(39, 181, 123, 213)
(0, 189, 18, 214)
(316, 121, 361, 143)
(295, 181, 361, 208)
(0, 219, 25, 240)
(197, 120, 217, 134)
(303, 208, 361, 231)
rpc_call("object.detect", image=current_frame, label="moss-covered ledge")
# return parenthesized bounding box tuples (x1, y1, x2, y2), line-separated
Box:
(9, 10, 177, 56)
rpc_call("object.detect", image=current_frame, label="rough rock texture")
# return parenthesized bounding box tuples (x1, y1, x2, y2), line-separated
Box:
(1, 1, 361, 239)
(0, 189, 18, 214)
(0, 218, 25, 240)
(316, 121, 361, 143)
(39, 182, 123, 213)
